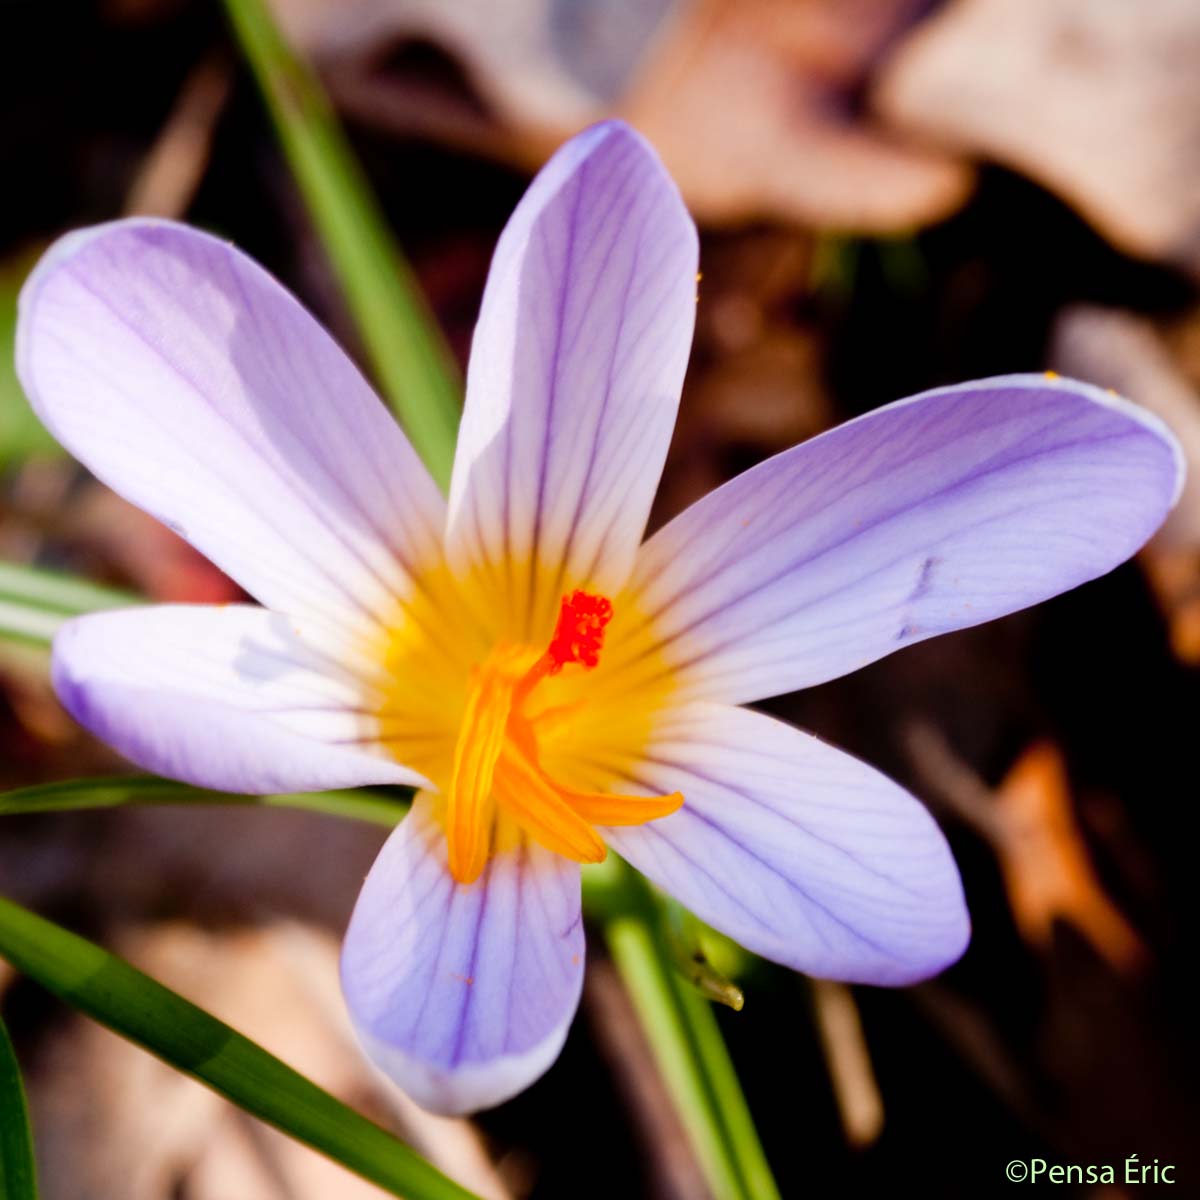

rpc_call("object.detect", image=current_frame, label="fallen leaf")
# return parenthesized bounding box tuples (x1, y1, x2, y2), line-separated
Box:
(995, 742, 1146, 974)
(874, 0, 1200, 275)
(273, 0, 973, 233)
(1051, 305, 1200, 663)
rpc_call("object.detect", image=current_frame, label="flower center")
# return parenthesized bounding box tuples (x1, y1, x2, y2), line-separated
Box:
(444, 590, 683, 883)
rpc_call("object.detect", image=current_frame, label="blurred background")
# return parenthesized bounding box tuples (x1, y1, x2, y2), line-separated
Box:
(4, 1, 1200, 1196)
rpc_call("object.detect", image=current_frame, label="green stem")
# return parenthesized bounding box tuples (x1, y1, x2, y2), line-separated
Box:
(607, 914, 747, 1200)
(221, 0, 461, 488)
(0, 895, 478, 1200)
(604, 864, 780, 1200)
(0, 1013, 38, 1200)
(677, 981, 781, 1200)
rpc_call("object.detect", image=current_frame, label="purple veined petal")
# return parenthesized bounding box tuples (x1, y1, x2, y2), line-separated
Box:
(446, 120, 699, 637)
(604, 702, 969, 985)
(622, 375, 1184, 704)
(342, 795, 584, 1115)
(17, 219, 446, 639)
(53, 605, 426, 794)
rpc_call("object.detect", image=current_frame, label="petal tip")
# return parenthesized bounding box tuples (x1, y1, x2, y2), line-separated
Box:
(18, 217, 187, 316)
(347, 1017, 573, 1117)
(340, 806, 586, 1115)
(896, 901, 972, 986)
(962, 372, 1186, 511)
(49, 607, 428, 795)
(48, 617, 91, 727)
(816, 876, 971, 988)
(1035, 371, 1187, 508)
(16, 217, 212, 429)
(547, 118, 696, 247)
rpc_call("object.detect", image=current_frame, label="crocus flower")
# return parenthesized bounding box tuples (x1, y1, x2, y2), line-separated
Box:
(17, 121, 1181, 1116)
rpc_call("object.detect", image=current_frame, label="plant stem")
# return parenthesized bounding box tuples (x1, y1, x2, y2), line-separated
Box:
(604, 864, 781, 1200)
(222, 0, 461, 488)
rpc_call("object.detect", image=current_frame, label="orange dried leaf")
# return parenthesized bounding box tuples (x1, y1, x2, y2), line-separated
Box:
(995, 741, 1146, 974)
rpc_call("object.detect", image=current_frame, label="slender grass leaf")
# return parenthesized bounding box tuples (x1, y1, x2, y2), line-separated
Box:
(0, 1014, 38, 1200)
(0, 601, 62, 649)
(0, 563, 136, 647)
(0, 775, 408, 827)
(607, 913, 748, 1200)
(674, 976, 781, 1200)
(222, 0, 461, 488)
(606, 865, 781, 1200)
(0, 895, 479, 1200)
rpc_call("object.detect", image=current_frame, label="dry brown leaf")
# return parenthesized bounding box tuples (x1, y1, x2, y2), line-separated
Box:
(621, 0, 973, 231)
(1051, 305, 1200, 663)
(273, 0, 972, 233)
(272, 0, 610, 156)
(906, 726, 1147, 974)
(1051, 306, 1200, 549)
(1141, 546, 1200, 665)
(994, 742, 1146, 974)
(645, 227, 832, 527)
(874, 0, 1200, 275)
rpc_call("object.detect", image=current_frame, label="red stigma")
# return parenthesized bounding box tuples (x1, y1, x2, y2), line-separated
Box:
(546, 590, 613, 672)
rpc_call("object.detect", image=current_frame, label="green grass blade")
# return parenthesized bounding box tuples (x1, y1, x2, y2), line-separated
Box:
(0, 895, 479, 1200)
(0, 563, 136, 647)
(222, 0, 461, 488)
(674, 980, 781, 1200)
(0, 600, 62, 648)
(604, 864, 780, 1200)
(0, 775, 408, 827)
(0, 1013, 38, 1200)
(607, 913, 749, 1200)
(0, 562, 134, 615)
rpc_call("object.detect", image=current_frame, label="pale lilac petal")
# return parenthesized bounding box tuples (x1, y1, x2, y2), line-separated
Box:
(342, 796, 584, 1115)
(446, 121, 698, 636)
(17, 219, 446, 638)
(603, 703, 968, 984)
(624, 375, 1183, 704)
(53, 605, 424, 793)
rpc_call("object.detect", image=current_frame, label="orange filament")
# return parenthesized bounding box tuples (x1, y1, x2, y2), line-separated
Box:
(445, 666, 514, 884)
(444, 590, 682, 883)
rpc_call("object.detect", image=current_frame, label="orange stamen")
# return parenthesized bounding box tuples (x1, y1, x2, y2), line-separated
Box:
(493, 740, 607, 865)
(561, 787, 684, 827)
(445, 666, 514, 883)
(444, 590, 678, 881)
